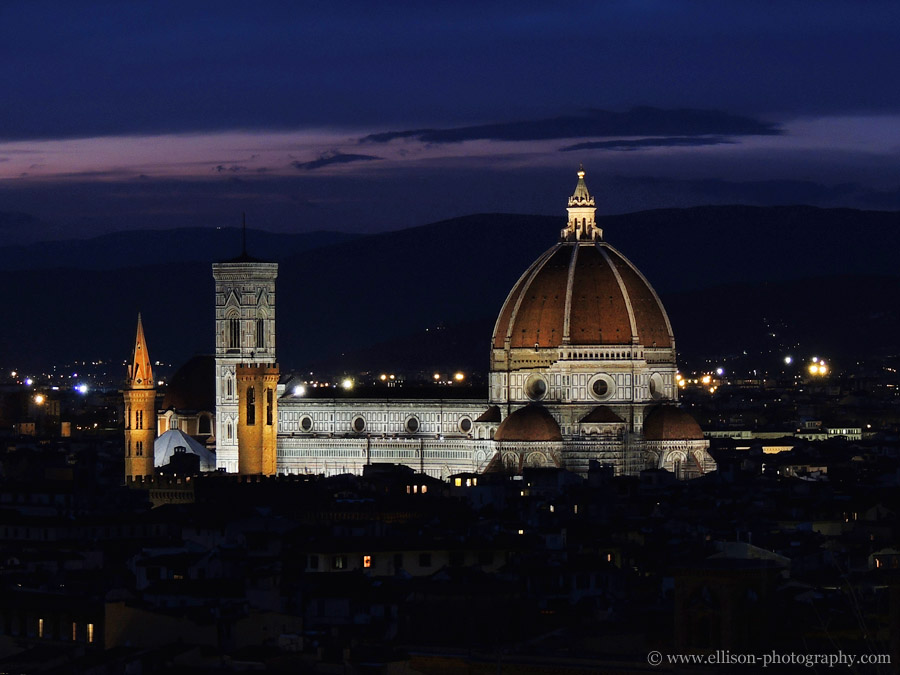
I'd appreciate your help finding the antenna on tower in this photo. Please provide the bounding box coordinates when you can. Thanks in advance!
[242,212,247,256]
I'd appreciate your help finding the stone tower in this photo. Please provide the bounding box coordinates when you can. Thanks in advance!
[236,364,279,475]
[212,224,278,473]
[123,314,157,478]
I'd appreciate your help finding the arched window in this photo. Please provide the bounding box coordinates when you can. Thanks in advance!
[226,313,240,350]
[256,318,265,349]
[226,377,233,398]
[226,421,233,440]
[246,386,256,425]
[266,388,274,426]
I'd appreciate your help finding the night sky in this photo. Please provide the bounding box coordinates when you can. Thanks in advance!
[2,1,900,245]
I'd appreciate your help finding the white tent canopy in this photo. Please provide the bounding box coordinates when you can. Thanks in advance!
[154,429,216,472]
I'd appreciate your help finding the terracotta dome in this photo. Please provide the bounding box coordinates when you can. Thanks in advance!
[643,405,704,441]
[493,243,672,350]
[162,355,215,411]
[494,404,563,442]
[492,171,672,353]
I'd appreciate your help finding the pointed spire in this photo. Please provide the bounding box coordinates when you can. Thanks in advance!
[127,313,154,389]
[568,164,595,207]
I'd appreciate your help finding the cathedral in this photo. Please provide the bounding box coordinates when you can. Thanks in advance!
[123,170,715,481]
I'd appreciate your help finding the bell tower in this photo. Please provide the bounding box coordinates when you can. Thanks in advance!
[123,314,157,479]
[212,218,278,473]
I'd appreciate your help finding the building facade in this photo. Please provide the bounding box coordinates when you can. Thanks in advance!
[217,170,715,479]
[126,170,714,481]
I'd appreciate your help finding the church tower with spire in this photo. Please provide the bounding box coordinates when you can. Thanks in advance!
[123,314,157,479]
[212,216,279,473]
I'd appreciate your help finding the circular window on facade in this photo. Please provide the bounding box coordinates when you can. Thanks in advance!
[459,417,472,433]
[405,416,420,433]
[589,374,615,401]
[525,374,548,401]
[351,416,366,433]
[300,415,313,432]
[648,373,665,400]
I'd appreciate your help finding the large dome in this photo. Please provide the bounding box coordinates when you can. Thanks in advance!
[492,171,672,353]
[492,242,673,350]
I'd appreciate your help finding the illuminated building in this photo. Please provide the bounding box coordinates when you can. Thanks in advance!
[129,170,714,479]
[122,314,157,478]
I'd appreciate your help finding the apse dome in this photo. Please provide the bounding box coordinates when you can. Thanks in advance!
[494,404,563,442]
[643,405,705,441]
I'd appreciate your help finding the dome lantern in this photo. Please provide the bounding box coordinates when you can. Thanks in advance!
[562,165,602,242]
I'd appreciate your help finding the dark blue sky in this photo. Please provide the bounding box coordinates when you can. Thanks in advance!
[2,1,899,243]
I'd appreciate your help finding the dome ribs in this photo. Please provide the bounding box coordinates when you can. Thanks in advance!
[607,247,673,349]
[508,246,570,349]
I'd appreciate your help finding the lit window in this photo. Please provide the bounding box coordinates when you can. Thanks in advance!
[87,623,94,643]
[472,478,477,486]
[454,478,462,487]
[421,485,427,494]
[72,622,77,641]
[518,529,524,535]
[406,485,411,494]
[38,618,43,638]
[363,555,372,568]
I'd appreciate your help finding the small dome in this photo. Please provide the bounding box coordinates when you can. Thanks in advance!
[162,355,215,411]
[495,404,562,442]
[643,405,704,441]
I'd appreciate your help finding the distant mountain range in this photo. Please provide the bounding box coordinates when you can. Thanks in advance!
[1,205,898,375]
[0,228,359,271]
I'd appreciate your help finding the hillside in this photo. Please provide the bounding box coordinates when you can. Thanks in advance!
[1,206,898,373]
